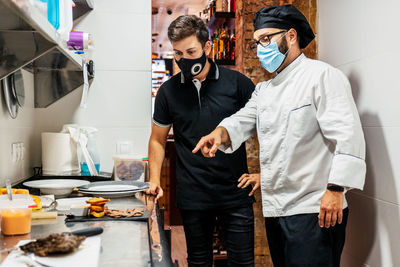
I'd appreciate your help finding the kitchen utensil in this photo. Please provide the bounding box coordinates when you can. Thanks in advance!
[27,252,54,267]
[1,75,18,119]
[23,179,90,198]
[70,227,103,237]
[65,212,148,223]
[11,70,25,107]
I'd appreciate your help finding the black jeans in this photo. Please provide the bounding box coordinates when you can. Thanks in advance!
[265,208,349,267]
[180,205,254,267]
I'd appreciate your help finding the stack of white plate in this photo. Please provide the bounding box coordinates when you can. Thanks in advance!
[77,181,149,198]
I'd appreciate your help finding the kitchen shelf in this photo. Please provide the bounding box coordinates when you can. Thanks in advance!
[0,0,94,108]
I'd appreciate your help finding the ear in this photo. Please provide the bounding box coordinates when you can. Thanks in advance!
[287,28,298,46]
[204,40,212,57]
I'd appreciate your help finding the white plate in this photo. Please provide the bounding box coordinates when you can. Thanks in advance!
[77,181,148,198]
[79,190,139,198]
[23,179,90,198]
[86,184,139,192]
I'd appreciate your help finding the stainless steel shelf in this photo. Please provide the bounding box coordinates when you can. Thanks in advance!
[0,0,93,108]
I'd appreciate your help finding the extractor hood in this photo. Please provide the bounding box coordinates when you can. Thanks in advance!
[0,0,94,108]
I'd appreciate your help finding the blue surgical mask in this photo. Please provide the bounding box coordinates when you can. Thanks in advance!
[257,37,289,73]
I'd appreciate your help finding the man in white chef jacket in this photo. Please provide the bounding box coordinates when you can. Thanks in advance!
[193,4,366,267]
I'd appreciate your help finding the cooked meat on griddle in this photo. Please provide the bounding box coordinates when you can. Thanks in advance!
[105,208,144,218]
[19,233,86,256]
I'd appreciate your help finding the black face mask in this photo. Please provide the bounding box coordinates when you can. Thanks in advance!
[175,51,207,80]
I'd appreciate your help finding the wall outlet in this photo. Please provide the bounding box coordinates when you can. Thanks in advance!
[11,142,24,162]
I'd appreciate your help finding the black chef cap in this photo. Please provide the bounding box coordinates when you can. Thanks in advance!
[253,4,315,49]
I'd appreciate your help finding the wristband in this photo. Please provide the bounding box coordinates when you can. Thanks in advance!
[327,184,344,192]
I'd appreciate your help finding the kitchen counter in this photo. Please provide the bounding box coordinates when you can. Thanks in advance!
[0,194,173,267]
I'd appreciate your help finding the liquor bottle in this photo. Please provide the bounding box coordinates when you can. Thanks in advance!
[213,32,219,60]
[219,28,225,60]
[225,29,231,60]
[230,0,236,12]
[220,24,229,59]
[230,29,236,60]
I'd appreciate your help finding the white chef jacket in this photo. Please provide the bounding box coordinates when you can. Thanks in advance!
[219,53,366,217]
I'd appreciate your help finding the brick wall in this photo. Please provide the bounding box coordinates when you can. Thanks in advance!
[235,0,317,266]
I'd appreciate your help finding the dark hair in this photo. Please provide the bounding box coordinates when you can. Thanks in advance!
[167,15,209,46]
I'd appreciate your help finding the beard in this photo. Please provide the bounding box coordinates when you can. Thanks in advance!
[278,36,289,54]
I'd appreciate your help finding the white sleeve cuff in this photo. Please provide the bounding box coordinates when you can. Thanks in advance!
[152,119,172,127]
[328,153,366,190]
[218,118,244,154]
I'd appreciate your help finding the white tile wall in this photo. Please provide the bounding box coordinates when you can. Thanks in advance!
[0,70,37,186]
[74,13,151,71]
[0,0,152,185]
[319,0,400,265]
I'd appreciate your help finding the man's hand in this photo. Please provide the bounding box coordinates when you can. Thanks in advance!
[238,173,260,196]
[146,182,164,201]
[318,190,344,228]
[192,127,227,157]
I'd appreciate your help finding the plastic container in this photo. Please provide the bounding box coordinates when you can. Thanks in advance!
[47,0,60,30]
[0,208,32,236]
[113,156,146,182]
[67,31,92,51]
[33,0,48,19]
[58,0,73,41]
[80,132,100,176]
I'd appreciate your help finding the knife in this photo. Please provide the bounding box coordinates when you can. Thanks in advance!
[70,227,103,237]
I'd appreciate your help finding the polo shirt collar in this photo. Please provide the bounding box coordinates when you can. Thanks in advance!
[180,58,219,84]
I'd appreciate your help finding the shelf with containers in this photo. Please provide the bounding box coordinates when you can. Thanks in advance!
[0,0,94,108]
[201,0,236,66]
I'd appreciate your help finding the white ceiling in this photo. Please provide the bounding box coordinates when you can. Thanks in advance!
[152,0,208,58]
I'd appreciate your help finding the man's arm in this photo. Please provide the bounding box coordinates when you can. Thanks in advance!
[146,123,171,200]
[315,67,366,228]
[192,126,230,157]
[193,83,262,156]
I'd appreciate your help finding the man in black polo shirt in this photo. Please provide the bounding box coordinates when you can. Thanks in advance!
[146,15,256,267]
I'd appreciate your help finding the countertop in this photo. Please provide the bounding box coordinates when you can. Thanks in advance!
[0,193,173,267]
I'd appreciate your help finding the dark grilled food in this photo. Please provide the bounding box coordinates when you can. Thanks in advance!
[19,233,86,256]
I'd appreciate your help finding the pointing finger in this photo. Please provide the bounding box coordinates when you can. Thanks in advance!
[192,137,205,153]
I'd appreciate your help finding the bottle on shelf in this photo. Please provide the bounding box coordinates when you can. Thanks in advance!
[213,31,219,60]
[230,0,236,12]
[230,29,236,60]
[218,28,225,60]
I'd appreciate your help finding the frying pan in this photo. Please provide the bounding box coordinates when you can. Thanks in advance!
[11,70,25,107]
[1,74,18,119]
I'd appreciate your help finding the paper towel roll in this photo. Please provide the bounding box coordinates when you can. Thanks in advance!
[41,132,80,175]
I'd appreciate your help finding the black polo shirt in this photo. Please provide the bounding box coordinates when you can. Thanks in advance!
[153,59,255,210]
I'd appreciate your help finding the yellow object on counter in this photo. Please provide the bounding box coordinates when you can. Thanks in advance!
[1,208,32,235]
[30,195,42,210]
[0,188,29,195]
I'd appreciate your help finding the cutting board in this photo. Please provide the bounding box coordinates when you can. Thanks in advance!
[0,236,101,267]
[65,209,149,223]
